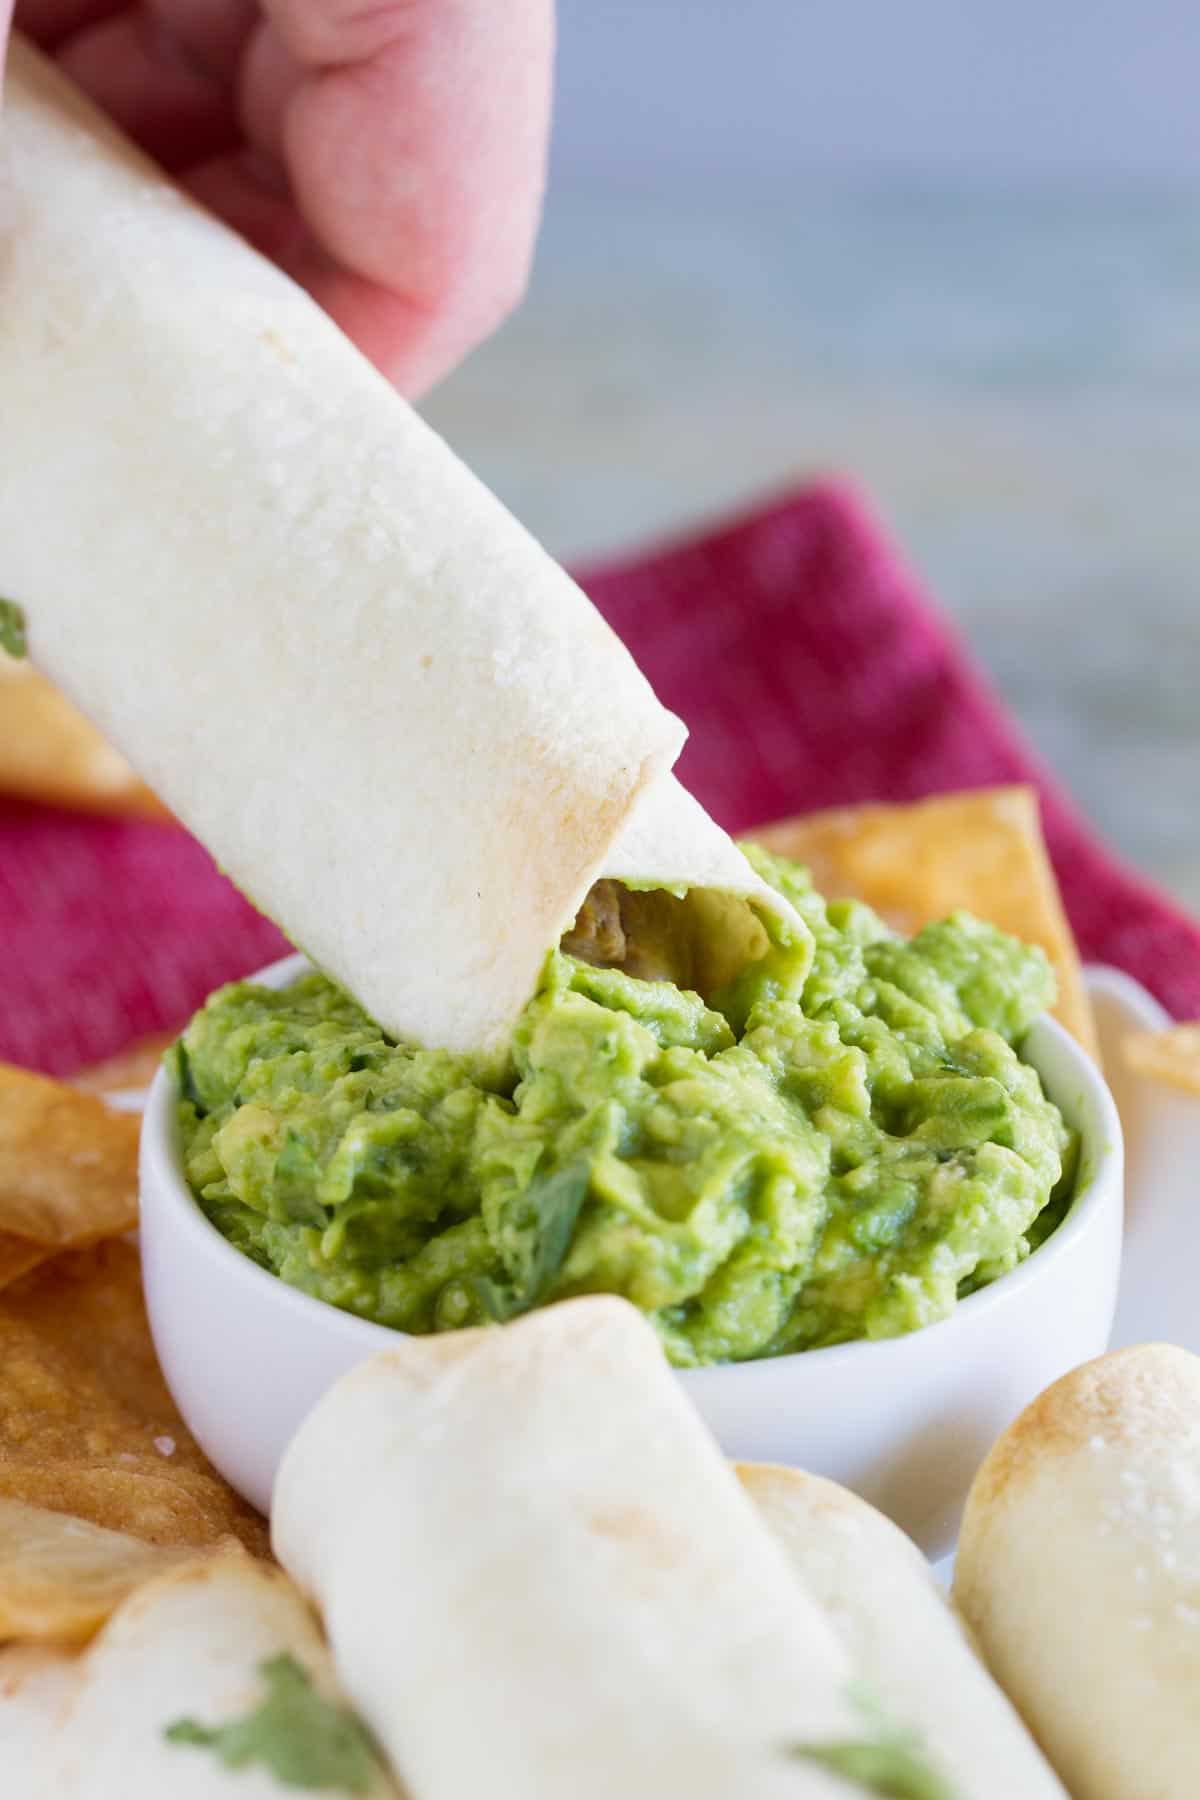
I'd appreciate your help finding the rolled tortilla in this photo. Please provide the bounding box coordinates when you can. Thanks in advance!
[21,1554,402,1797]
[0,40,795,1058]
[740,1463,1067,1799]
[955,1344,1200,1800]
[274,1296,874,1800]
[0,1646,80,1791]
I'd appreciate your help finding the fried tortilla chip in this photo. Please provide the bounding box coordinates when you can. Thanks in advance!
[69,1033,176,1100]
[757,787,1097,1057]
[0,658,165,817]
[1123,1022,1200,1096]
[0,1233,52,1293]
[0,1063,139,1246]
[0,1498,210,1645]
[0,1241,267,1556]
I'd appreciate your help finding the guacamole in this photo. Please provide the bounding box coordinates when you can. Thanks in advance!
[176,848,1075,1366]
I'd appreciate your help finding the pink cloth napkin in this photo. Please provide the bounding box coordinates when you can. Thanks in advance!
[4,481,1197,1076]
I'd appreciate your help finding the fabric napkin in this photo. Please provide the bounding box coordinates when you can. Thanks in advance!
[3,480,1197,1076]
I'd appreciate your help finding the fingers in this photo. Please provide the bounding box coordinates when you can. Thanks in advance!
[7,0,554,392]
[256,0,407,67]
[48,8,239,166]
[236,12,299,162]
[291,259,493,399]
[143,0,258,81]
[184,141,306,270]
[257,0,554,391]
[11,0,122,52]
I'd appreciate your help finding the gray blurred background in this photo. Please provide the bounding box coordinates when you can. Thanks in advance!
[423,0,1200,910]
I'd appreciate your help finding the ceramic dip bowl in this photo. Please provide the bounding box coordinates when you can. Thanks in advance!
[140,953,1123,1555]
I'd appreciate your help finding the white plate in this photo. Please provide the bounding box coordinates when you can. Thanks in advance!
[1085,964,1200,1354]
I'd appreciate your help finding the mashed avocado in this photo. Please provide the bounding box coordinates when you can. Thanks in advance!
[176,848,1075,1366]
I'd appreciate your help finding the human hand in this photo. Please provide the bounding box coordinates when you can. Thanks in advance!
[1,0,553,396]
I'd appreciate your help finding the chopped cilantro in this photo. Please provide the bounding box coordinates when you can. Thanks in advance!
[170,1039,204,1113]
[790,1685,959,1800]
[793,1738,957,1799]
[0,599,27,659]
[473,1157,590,1322]
[165,1653,383,1793]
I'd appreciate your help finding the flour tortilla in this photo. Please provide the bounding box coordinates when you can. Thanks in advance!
[275,1297,872,1800]
[10,1554,401,1797]
[740,1463,1066,1799]
[0,1645,80,1791]
[0,40,793,1058]
[955,1344,1200,1800]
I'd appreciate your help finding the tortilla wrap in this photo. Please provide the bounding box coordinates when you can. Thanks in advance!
[955,1344,1200,1800]
[274,1297,873,1799]
[7,1554,401,1797]
[0,1646,80,1791]
[740,1463,1067,1798]
[0,39,794,1058]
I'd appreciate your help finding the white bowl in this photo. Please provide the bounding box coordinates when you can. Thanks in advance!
[141,953,1123,1554]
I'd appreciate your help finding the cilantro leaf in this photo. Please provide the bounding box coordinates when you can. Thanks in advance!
[171,1039,204,1113]
[166,1652,383,1793]
[793,1736,958,1799]
[272,1130,328,1227]
[474,1157,591,1322]
[0,599,27,659]
[790,1684,959,1800]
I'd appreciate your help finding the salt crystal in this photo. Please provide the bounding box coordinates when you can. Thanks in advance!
[153,1435,176,1458]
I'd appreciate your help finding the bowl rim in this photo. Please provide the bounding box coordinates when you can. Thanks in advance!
[141,951,1124,1375]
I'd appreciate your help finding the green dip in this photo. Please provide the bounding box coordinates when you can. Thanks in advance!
[175,847,1075,1367]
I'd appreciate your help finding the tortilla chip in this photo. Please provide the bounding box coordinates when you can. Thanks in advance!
[1123,1023,1200,1097]
[757,787,1097,1057]
[70,1033,176,1099]
[0,1063,139,1246]
[0,1233,53,1292]
[0,1241,267,1556]
[0,1498,211,1645]
[0,658,165,817]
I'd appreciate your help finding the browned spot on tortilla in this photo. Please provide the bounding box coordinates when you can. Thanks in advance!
[259,327,295,364]
[964,1344,1200,1522]
[588,1503,686,1569]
